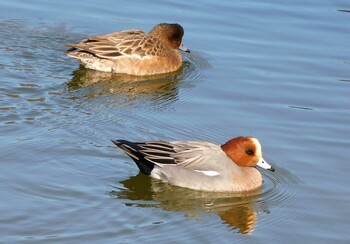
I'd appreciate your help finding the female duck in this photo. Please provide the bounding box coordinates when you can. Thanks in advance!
[66,23,189,76]
[112,136,275,192]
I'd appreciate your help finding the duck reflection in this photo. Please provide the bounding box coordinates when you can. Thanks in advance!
[66,62,190,105]
[110,173,269,235]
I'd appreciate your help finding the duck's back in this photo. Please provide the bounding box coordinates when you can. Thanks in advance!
[66,29,182,75]
[149,142,263,192]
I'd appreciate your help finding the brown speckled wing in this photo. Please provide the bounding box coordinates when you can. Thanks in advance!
[106,31,168,58]
[67,29,168,60]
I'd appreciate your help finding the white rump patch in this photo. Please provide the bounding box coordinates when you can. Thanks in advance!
[194,170,220,176]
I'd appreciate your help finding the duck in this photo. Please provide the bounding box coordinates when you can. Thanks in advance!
[112,136,275,192]
[65,23,190,76]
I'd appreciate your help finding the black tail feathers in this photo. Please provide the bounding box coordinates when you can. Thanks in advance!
[111,140,154,175]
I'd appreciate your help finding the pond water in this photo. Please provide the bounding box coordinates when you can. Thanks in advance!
[1,0,349,243]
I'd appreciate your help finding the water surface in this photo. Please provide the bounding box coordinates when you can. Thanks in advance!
[1,0,350,243]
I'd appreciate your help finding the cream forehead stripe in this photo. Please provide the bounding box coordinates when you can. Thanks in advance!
[250,138,262,156]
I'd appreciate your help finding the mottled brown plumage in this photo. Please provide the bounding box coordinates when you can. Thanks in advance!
[66,23,189,76]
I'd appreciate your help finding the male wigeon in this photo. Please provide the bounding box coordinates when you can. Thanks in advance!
[112,136,275,192]
[66,23,189,76]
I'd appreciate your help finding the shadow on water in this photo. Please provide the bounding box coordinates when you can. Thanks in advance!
[109,163,300,235]
[110,173,269,235]
[338,9,350,13]
[64,50,211,109]
[66,64,187,103]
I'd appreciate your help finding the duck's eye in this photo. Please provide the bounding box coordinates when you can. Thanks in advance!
[245,148,254,156]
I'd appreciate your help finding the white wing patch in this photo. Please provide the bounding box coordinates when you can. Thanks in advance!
[194,170,220,176]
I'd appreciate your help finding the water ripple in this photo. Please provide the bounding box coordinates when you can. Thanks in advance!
[0,19,82,125]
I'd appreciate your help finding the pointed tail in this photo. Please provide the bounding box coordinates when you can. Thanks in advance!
[111,140,154,175]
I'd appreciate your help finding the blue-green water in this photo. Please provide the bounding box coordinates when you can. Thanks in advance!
[1,0,349,242]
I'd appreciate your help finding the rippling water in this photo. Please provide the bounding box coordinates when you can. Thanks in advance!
[1,0,350,243]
